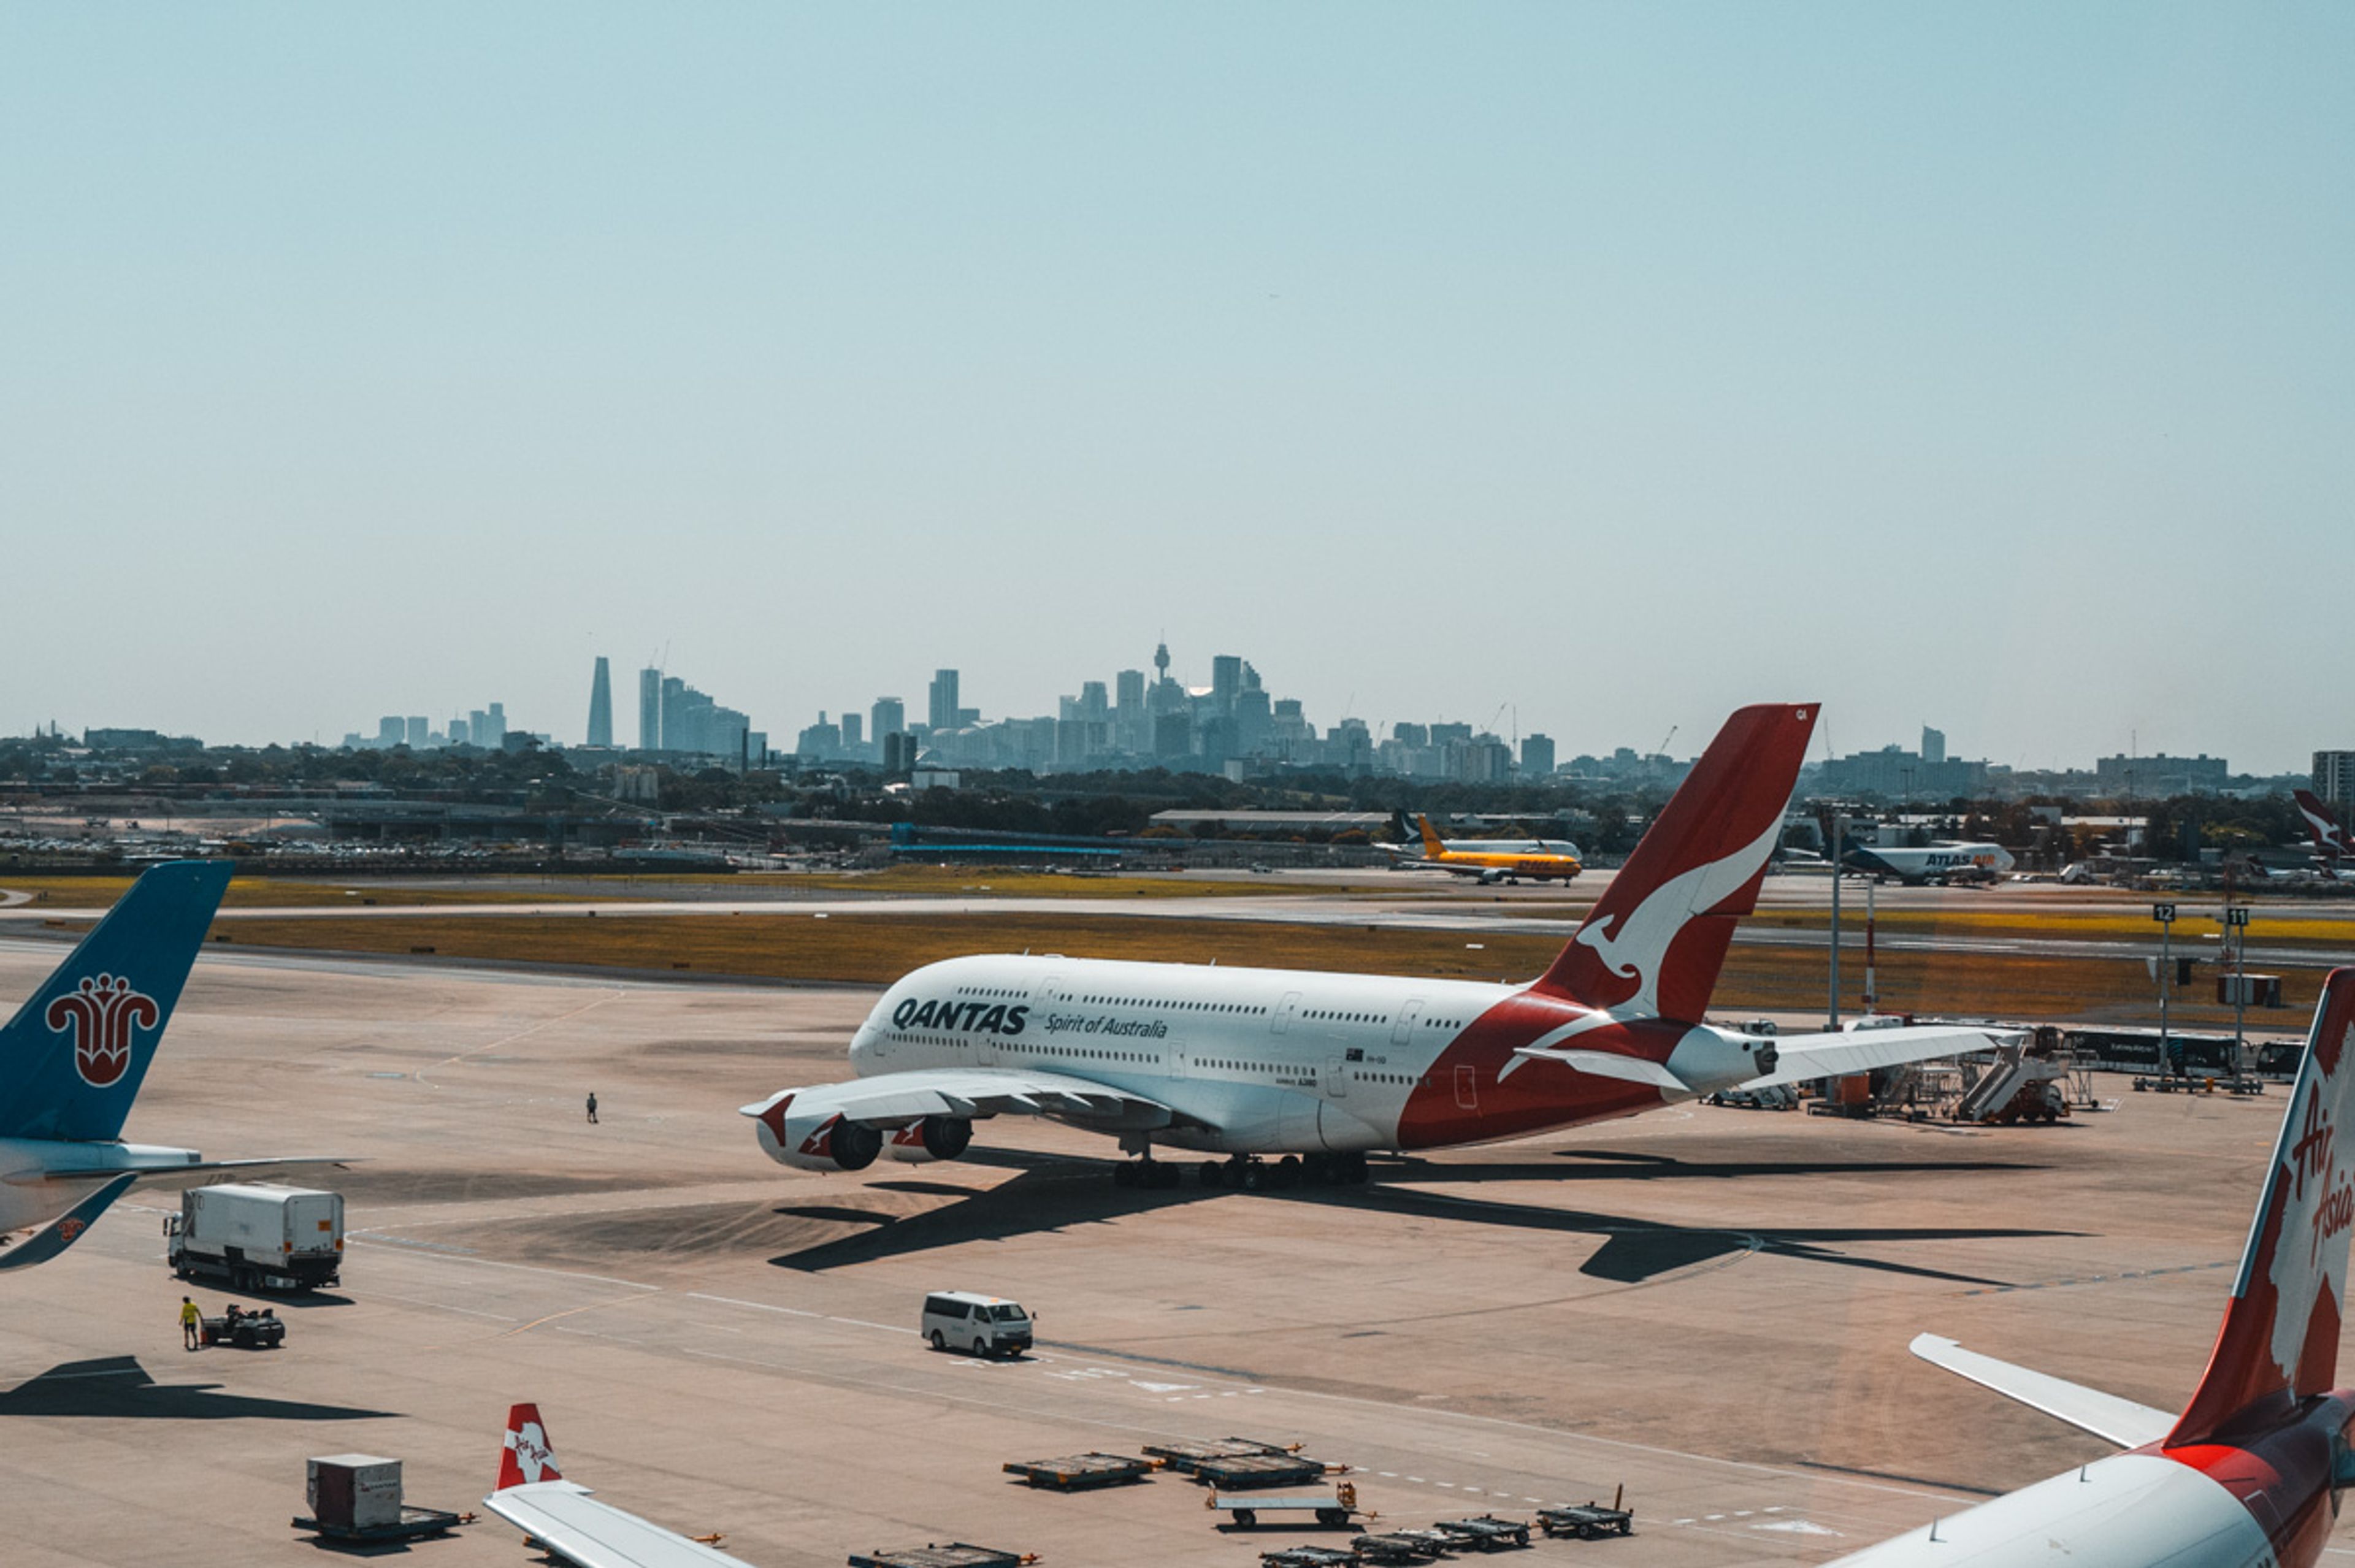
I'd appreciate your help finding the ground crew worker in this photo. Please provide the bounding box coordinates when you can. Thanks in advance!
[586,1092,599,1125]
[180,1296,201,1351]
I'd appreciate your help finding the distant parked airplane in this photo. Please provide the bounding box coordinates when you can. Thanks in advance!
[1840,837,2015,885]
[0,862,337,1272]
[746,704,1999,1189]
[2292,789,2352,878]
[1381,813,1584,884]
[1827,966,2355,1567]
[486,1402,754,1567]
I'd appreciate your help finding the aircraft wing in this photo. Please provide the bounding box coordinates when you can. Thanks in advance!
[1909,1333,2172,1449]
[741,1067,1194,1128]
[1734,1025,2008,1089]
[486,1481,754,1567]
[0,1174,139,1271]
[3,1156,359,1189]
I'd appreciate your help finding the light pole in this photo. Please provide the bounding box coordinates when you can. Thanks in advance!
[2224,903,2251,1077]
[1828,813,1850,1028]
[2153,902,2175,1075]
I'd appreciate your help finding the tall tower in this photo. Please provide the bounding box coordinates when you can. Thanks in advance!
[639,667,662,751]
[1154,641,1170,683]
[586,657,613,748]
[928,670,961,733]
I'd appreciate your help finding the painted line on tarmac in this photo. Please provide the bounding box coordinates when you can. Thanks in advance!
[345,1237,660,1292]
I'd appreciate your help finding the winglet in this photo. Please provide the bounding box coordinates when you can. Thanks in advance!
[496,1402,564,1491]
[2168,968,2355,1447]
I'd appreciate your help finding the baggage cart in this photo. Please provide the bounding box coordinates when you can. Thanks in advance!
[1537,1501,1634,1540]
[1208,1480,1364,1529]
[1431,1516,1531,1551]
[849,1547,1034,1568]
[1191,1452,1331,1490]
[1001,1453,1154,1490]
[1143,1436,1295,1475]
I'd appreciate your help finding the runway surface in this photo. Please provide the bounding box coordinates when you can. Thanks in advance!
[4,941,2352,1565]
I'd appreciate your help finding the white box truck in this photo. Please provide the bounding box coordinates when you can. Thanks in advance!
[168,1183,343,1293]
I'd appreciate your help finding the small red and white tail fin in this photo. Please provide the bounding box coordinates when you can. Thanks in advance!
[1531,703,1818,1020]
[2169,969,2355,1447]
[2294,790,2353,859]
[495,1402,564,1491]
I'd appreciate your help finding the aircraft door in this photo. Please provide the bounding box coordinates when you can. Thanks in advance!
[1325,1055,1347,1098]
[1390,999,1425,1046]
[1454,1063,1479,1112]
[1273,992,1301,1034]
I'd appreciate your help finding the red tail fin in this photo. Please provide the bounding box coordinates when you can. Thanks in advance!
[2169,969,2355,1447]
[495,1402,562,1491]
[2294,790,2351,858]
[1531,703,1817,1019]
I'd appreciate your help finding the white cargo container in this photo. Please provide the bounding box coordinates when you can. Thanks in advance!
[169,1183,343,1293]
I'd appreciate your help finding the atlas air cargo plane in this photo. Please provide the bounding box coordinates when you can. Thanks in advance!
[1840,838,2016,885]
[1829,967,2355,1568]
[745,704,2003,1187]
[0,862,339,1271]
[1382,813,1584,884]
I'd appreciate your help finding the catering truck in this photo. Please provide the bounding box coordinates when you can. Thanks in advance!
[167,1183,344,1293]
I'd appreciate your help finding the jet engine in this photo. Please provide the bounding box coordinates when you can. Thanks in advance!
[884,1116,975,1164]
[752,1101,883,1172]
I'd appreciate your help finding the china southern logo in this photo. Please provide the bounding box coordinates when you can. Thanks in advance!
[45,974,159,1089]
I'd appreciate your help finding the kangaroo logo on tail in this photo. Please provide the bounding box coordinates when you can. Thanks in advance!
[46,975,159,1089]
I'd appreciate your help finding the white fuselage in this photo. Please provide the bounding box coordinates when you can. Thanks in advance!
[1846,842,2016,882]
[1825,1451,2272,1568]
[0,1138,202,1234]
[843,953,1756,1155]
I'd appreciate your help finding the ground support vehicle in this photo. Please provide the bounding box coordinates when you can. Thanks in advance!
[169,1184,343,1294]
[1191,1453,1331,1490]
[1431,1516,1531,1550]
[1353,1531,1452,1563]
[1536,1503,1633,1540]
[848,1547,1032,1568]
[1208,1481,1363,1529]
[1260,1549,1360,1568]
[201,1307,285,1348]
[1001,1453,1153,1490]
[1143,1436,1295,1474]
[921,1291,1033,1358]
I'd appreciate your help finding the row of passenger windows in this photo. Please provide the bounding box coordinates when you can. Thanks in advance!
[1065,993,1266,1014]
[954,985,1025,1000]
[1306,1009,1388,1023]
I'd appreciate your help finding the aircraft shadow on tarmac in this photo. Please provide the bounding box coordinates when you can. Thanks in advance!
[0,1355,398,1421]
[768,1148,2075,1288]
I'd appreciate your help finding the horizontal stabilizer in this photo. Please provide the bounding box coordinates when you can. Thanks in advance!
[1736,1025,2006,1089]
[1511,1048,1691,1092]
[0,1174,139,1272]
[1910,1333,2172,1449]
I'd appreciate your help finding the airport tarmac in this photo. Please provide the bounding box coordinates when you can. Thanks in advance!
[2,941,2349,1567]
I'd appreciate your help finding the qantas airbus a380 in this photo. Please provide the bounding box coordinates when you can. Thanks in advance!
[745,703,1999,1187]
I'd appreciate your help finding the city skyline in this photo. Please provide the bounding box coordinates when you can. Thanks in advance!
[7,9,2351,770]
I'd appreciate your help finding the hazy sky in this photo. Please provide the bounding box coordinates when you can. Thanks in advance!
[6,5,2349,770]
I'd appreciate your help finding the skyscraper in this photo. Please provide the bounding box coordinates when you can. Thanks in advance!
[871,697,905,748]
[586,657,613,747]
[1211,655,1243,714]
[928,669,960,733]
[639,667,662,751]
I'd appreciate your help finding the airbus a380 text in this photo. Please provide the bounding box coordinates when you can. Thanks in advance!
[747,704,1996,1186]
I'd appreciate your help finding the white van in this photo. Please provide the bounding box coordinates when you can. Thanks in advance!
[921,1291,1033,1358]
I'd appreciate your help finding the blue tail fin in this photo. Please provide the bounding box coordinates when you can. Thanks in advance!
[0,861,232,1142]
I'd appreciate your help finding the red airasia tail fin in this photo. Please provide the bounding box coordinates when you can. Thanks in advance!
[495,1402,564,1491]
[2169,969,2355,1447]
[1531,703,1817,1020]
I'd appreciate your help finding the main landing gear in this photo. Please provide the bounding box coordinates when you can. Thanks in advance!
[1112,1158,1182,1190]
[1193,1152,1370,1191]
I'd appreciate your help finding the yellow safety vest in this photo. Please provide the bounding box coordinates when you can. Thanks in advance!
[180,1302,200,1326]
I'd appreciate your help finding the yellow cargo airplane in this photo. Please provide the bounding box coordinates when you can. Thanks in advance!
[1385,813,1584,884]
